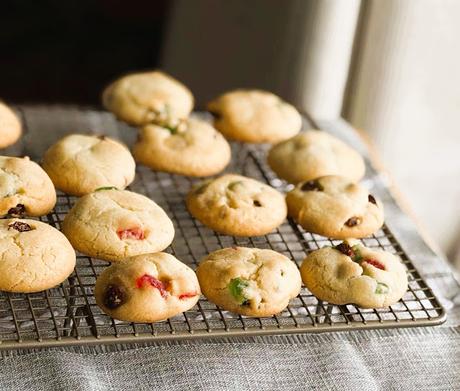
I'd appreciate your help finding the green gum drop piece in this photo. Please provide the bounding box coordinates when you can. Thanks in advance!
[375,282,389,294]
[228,277,249,305]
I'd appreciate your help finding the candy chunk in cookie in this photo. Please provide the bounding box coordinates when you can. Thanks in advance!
[62,188,174,262]
[196,247,301,317]
[0,219,76,293]
[42,134,135,196]
[0,156,56,217]
[94,253,200,322]
[133,118,231,177]
[267,131,365,184]
[102,70,194,126]
[186,174,287,236]
[0,102,22,149]
[286,175,384,239]
[207,89,302,144]
[300,241,408,308]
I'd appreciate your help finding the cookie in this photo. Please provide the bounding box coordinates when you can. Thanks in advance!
[186,174,287,236]
[300,241,408,308]
[94,253,201,322]
[0,102,22,149]
[286,176,384,239]
[62,188,175,262]
[0,219,76,293]
[196,247,301,316]
[102,70,194,126]
[42,134,136,196]
[133,118,231,177]
[207,89,302,143]
[267,131,365,184]
[0,156,56,217]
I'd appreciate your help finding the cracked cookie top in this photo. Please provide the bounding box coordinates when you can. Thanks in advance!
[0,102,22,149]
[133,118,231,177]
[42,134,136,196]
[196,247,301,316]
[0,156,56,217]
[267,131,365,184]
[300,240,408,308]
[0,219,76,293]
[102,70,194,126]
[61,188,174,262]
[286,175,384,239]
[207,89,302,144]
[94,252,200,322]
[186,174,287,236]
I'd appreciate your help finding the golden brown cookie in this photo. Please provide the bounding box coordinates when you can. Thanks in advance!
[0,102,22,149]
[94,253,201,322]
[196,247,301,316]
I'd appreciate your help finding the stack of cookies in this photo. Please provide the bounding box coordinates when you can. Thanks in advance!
[0,70,408,325]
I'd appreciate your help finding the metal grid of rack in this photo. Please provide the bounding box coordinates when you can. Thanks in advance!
[0,133,446,350]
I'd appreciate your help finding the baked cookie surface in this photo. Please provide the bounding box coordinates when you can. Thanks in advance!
[196,247,301,316]
[94,253,201,322]
[42,134,136,196]
[300,241,408,308]
[286,176,384,239]
[0,102,22,149]
[186,174,287,236]
[102,70,194,126]
[0,156,56,217]
[62,188,174,262]
[0,219,76,293]
[267,131,365,184]
[207,89,302,143]
[133,118,231,177]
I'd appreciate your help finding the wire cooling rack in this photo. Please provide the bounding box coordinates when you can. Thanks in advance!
[0,141,446,350]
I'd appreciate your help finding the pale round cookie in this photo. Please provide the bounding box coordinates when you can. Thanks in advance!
[0,102,22,149]
[0,156,56,217]
[0,219,76,293]
[133,118,231,177]
[300,241,408,308]
[94,253,201,322]
[267,131,365,184]
[42,134,136,196]
[186,174,287,236]
[286,176,384,239]
[62,188,175,262]
[197,247,301,317]
[207,89,302,143]
[102,70,194,126]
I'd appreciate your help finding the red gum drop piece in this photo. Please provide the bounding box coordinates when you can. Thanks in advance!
[179,292,197,300]
[364,259,385,270]
[117,227,145,240]
[136,274,168,298]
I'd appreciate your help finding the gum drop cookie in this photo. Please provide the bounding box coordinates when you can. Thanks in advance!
[0,102,22,149]
[0,219,76,293]
[300,241,408,308]
[186,174,287,236]
[267,131,365,184]
[95,253,201,322]
[196,247,301,316]
[102,70,194,126]
[62,188,174,262]
[286,176,384,239]
[133,118,231,177]
[0,156,56,217]
[207,89,302,143]
[42,134,136,196]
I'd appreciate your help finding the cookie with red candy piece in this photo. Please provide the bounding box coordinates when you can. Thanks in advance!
[94,253,200,322]
[61,188,174,262]
[300,240,408,308]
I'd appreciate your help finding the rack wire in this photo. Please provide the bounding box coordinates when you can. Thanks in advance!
[0,140,446,350]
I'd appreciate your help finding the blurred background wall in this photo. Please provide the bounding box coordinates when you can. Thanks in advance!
[1,0,459,264]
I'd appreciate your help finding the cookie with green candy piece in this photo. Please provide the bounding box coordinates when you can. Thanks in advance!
[300,240,408,308]
[196,247,301,316]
